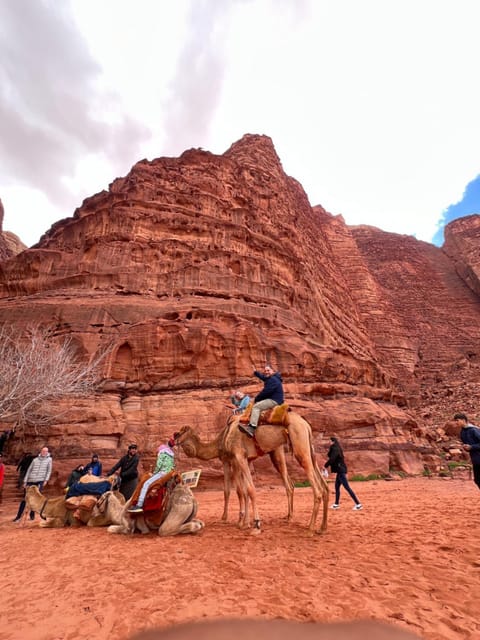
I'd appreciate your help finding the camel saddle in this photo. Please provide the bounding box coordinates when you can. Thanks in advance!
[239,402,290,427]
[129,471,181,527]
[65,494,98,521]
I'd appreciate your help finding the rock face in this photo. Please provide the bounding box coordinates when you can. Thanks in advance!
[0,135,478,485]
[0,199,26,260]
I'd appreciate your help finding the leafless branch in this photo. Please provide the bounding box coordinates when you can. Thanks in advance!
[0,324,109,429]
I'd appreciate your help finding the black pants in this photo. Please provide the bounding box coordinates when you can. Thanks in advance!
[335,471,360,505]
[120,477,138,501]
[473,464,480,490]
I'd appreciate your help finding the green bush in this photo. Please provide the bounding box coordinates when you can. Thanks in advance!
[294,480,311,488]
[350,473,384,482]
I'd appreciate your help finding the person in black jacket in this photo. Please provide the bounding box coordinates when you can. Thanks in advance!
[453,412,480,490]
[324,436,362,511]
[16,452,35,489]
[239,364,284,438]
[106,443,140,500]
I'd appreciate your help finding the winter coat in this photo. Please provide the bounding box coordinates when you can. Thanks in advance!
[24,454,52,484]
[84,460,102,476]
[108,453,139,482]
[325,440,347,474]
[154,446,175,475]
[461,425,480,465]
[253,371,284,405]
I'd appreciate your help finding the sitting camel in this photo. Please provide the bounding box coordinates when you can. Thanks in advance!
[87,490,126,527]
[174,423,294,527]
[25,485,125,528]
[25,485,78,527]
[175,411,329,536]
[108,476,204,537]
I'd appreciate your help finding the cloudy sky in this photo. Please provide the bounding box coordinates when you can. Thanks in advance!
[1,0,479,248]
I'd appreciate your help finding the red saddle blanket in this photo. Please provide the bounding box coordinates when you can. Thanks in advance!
[129,471,181,526]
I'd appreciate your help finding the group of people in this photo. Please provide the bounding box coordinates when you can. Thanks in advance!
[5,364,480,523]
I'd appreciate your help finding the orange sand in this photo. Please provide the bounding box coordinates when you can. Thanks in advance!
[0,477,479,640]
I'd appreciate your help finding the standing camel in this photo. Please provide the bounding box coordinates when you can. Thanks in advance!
[174,422,294,528]
[175,412,329,535]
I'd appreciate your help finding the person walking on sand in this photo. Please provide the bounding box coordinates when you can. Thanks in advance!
[324,436,362,511]
[453,412,480,490]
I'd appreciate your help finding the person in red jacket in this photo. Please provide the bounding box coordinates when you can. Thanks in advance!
[0,453,5,503]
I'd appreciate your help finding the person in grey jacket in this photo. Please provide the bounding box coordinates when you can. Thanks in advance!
[13,446,52,522]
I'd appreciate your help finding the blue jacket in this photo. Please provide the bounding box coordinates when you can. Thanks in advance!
[84,461,102,476]
[461,425,480,465]
[254,371,284,405]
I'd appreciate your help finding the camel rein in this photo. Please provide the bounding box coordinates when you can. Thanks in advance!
[39,498,48,520]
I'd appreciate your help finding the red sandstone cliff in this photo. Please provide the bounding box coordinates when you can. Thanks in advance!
[0,199,26,260]
[0,136,477,485]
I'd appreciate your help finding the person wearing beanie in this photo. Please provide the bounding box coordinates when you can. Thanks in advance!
[84,454,102,477]
[453,412,480,490]
[128,438,176,513]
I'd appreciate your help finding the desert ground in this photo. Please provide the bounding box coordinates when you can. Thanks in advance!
[0,476,479,640]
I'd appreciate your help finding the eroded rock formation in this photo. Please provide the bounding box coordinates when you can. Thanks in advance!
[0,136,479,485]
[0,198,26,260]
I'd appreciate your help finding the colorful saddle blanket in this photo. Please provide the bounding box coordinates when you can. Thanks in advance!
[239,402,290,426]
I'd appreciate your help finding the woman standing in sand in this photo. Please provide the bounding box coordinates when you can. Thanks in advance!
[324,436,363,511]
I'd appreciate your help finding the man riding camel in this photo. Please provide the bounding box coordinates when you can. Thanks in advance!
[239,364,284,438]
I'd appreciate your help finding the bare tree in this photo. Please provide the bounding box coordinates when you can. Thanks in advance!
[0,324,107,429]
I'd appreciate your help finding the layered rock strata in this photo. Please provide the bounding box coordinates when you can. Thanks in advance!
[1,136,479,485]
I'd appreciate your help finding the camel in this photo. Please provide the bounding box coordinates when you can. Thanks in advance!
[25,485,80,527]
[174,412,329,535]
[25,485,125,528]
[87,490,126,527]
[173,423,294,527]
[108,482,204,537]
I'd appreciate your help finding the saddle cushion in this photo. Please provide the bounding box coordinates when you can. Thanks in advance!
[239,402,290,426]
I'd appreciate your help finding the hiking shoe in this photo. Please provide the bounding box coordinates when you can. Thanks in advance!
[239,424,255,438]
[128,506,144,513]
[29,515,35,521]
[330,504,340,509]
[12,517,20,523]
[353,504,363,511]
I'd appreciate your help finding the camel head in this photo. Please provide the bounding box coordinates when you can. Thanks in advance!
[25,484,43,508]
[173,426,198,456]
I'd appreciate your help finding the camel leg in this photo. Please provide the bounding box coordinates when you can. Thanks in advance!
[236,477,246,528]
[221,460,232,522]
[235,455,261,534]
[270,448,294,521]
[231,459,249,529]
[158,488,200,537]
[317,473,329,533]
[292,451,322,536]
